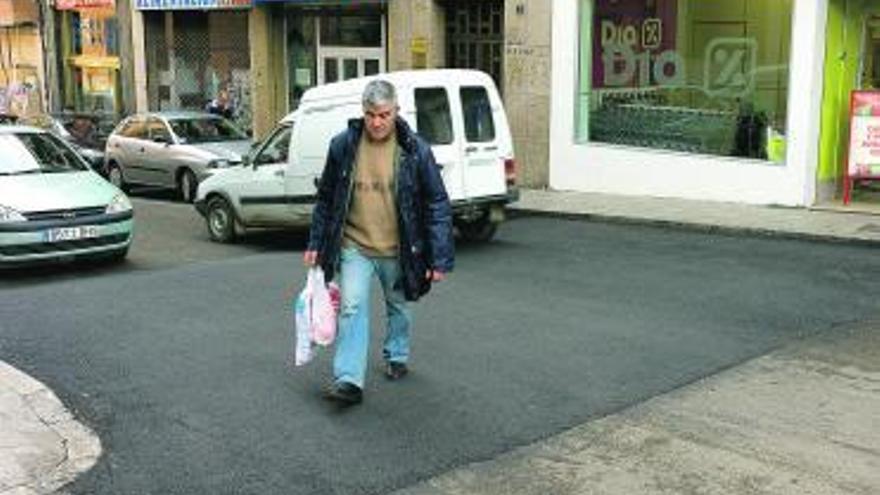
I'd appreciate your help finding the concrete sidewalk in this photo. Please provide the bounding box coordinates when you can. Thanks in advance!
[391,190,880,495]
[395,320,880,495]
[1,188,878,494]
[509,189,880,245]
[0,362,100,495]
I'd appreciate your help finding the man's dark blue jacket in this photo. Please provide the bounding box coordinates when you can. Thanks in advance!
[307,117,454,301]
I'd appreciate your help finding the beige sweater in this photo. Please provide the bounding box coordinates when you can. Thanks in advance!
[343,133,399,257]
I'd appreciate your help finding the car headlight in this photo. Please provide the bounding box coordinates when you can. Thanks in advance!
[105,194,132,214]
[208,159,232,169]
[0,205,26,223]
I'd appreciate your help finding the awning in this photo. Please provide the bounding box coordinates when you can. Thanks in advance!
[135,0,251,10]
[68,55,120,69]
[55,0,115,10]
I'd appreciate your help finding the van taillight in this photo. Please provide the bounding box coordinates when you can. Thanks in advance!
[504,158,517,187]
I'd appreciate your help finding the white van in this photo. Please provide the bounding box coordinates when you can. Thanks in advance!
[194,69,518,243]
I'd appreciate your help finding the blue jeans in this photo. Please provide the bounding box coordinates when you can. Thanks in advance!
[334,246,413,388]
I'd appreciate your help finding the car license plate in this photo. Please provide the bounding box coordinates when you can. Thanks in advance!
[43,226,99,243]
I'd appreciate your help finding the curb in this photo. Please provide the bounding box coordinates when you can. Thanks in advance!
[507,207,880,248]
[0,362,101,495]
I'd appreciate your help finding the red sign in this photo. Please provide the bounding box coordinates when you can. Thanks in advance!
[56,0,115,10]
[843,90,880,204]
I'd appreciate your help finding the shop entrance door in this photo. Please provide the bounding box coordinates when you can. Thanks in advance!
[317,47,384,85]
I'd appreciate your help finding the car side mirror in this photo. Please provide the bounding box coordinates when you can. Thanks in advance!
[152,135,169,145]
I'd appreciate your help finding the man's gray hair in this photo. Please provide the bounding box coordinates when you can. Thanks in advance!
[362,79,397,108]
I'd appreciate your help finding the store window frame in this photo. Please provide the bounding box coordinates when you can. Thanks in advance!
[574,0,795,165]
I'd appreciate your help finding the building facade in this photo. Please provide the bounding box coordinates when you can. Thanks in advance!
[128,0,552,188]
[0,0,45,118]
[548,0,880,207]
[51,0,125,117]
[132,0,253,132]
[550,0,827,206]
[817,0,879,204]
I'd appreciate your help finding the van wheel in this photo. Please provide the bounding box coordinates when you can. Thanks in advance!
[206,196,238,243]
[107,162,127,192]
[178,169,198,203]
[457,211,498,242]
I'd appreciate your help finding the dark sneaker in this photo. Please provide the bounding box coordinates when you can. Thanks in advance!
[324,382,363,405]
[385,361,409,381]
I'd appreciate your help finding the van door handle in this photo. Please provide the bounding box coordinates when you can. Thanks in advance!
[464,146,478,153]
[274,169,285,178]
[484,145,498,151]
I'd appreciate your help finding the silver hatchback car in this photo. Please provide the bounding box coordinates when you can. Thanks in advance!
[104,112,251,202]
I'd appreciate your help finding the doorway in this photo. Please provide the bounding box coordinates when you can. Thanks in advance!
[315,13,386,86]
[317,47,384,84]
[445,0,504,94]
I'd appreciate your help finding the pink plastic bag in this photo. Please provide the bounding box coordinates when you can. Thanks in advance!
[292,268,339,366]
[306,268,337,346]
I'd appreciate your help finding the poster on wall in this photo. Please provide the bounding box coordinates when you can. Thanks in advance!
[591,0,678,89]
[844,90,880,203]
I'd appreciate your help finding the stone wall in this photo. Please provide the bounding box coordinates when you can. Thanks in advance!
[503,0,551,189]
[388,0,445,71]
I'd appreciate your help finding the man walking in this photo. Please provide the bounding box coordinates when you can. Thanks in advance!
[303,79,454,406]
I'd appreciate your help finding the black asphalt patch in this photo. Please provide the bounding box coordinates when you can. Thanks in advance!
[1,217,878,494]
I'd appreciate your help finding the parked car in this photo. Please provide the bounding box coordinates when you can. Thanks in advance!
[19,113,110,175]
[0,125,134,267]
[195,69,518,243]
[104,111,251,203]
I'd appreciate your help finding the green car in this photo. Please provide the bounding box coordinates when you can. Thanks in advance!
[0,126,134,267]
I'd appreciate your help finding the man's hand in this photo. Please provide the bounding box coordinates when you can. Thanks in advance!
[426,270,446,282]
[303,250,318,266]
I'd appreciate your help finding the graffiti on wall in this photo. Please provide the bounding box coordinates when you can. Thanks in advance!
[0,79,40,116]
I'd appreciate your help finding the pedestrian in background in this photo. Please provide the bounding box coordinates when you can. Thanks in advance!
[205,89,234,120]
[303,79,454,406]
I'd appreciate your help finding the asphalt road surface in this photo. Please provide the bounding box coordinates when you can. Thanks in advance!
[1,199,878,494]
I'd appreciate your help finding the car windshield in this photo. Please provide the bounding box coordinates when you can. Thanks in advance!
[168,117,247,144]
[0,133,88,176]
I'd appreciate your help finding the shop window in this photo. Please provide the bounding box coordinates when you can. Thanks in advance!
[365,59,380,76]
[343,59,358,80]
[319,16,381,47]
[415,88,453,145]
[288,14,316,106]
[461,86,495,142]
[324,58,339,83]
[576,0,793,163]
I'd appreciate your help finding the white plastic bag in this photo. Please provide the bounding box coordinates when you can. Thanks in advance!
[292,268,338,366]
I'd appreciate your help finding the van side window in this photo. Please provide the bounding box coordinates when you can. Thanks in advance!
[254,124,293,165]
[460,86,496,142]
[415,87,454,145]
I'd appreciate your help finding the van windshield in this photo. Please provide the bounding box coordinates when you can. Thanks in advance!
[0,133,88,176]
